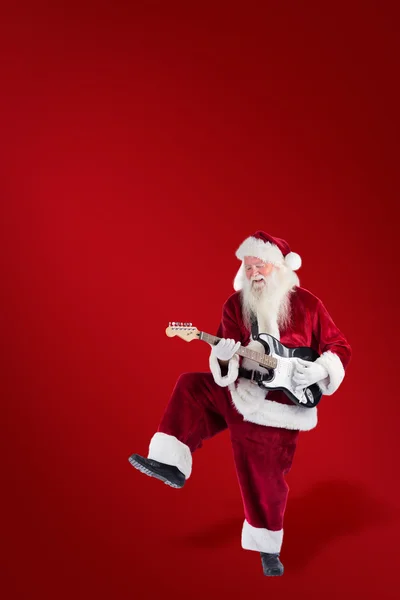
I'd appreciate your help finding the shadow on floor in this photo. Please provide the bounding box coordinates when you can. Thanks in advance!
[169,479,395,569]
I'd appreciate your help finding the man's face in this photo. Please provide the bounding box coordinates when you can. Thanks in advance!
[244,256,274,289]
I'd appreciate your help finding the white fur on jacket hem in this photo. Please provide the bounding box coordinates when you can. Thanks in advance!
[315,351,345,395]
[241,520,283,553]
[148,432,192,479]
[209,353,239,387]
[228,379,318,431]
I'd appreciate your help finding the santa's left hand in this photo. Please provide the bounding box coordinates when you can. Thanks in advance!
[292,358,329,394]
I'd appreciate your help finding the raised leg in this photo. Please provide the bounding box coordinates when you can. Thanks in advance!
[137,373,229,479]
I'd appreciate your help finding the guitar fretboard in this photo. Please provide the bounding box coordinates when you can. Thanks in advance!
[199,331,278,369]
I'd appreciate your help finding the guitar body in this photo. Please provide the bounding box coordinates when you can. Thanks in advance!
[253,332,322,408]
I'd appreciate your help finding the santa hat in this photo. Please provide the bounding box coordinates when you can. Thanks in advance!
[233,231,302,291]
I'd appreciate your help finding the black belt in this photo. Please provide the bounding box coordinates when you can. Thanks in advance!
[238,367,271,385]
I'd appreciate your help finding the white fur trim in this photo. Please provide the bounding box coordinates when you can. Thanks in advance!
[235,237,284,265]
[148,432,192,479]
[284,251,302,271]
[315,351,345,395]
[241,520,283,553]
[229,379,318,431]
[209,352,239,387]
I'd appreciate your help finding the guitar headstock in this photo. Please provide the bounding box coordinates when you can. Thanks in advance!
[165,322,200,342]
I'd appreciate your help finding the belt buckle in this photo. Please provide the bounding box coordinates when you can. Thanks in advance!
[250,370,258,385]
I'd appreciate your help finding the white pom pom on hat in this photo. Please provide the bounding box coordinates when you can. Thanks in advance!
[284,251,302,271]
[233,230,302,291]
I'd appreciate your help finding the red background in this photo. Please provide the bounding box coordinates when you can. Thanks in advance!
[1,2,398,599]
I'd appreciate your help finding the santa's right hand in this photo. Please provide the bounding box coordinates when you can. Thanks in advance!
[211,338,240,361]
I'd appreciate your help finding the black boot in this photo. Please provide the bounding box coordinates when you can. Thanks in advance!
[128,454,186,489]
[260,553,284,576]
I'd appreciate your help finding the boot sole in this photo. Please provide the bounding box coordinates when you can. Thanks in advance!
[264,569,284,577]
[128,456,184,488]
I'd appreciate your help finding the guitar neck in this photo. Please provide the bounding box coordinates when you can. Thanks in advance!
[199,331,277,369]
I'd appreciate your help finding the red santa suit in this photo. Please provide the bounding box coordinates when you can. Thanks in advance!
[145,233,352,555]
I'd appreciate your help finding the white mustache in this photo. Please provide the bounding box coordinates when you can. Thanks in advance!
[251,275,266,282]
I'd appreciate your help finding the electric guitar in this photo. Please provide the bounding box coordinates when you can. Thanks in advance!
[165,322,322,408]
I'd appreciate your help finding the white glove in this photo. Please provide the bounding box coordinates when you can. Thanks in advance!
[292,358,329,394]
[211,338,240,361]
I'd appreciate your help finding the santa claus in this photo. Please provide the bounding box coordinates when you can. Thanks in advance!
[128,231,352,576]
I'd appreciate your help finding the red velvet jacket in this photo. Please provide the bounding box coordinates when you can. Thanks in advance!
[209,286,352,430]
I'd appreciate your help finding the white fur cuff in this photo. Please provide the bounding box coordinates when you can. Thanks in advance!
[315,351,345,395]
[148,432,192,479]
[241,520,283,553]
[209,352,239,387]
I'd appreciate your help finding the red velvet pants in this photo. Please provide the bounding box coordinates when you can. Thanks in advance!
[157,372,299,533]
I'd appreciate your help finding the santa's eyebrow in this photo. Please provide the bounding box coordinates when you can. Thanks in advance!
[245,263,267,267]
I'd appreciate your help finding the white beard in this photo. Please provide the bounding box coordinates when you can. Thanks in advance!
[240,266,299,338]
